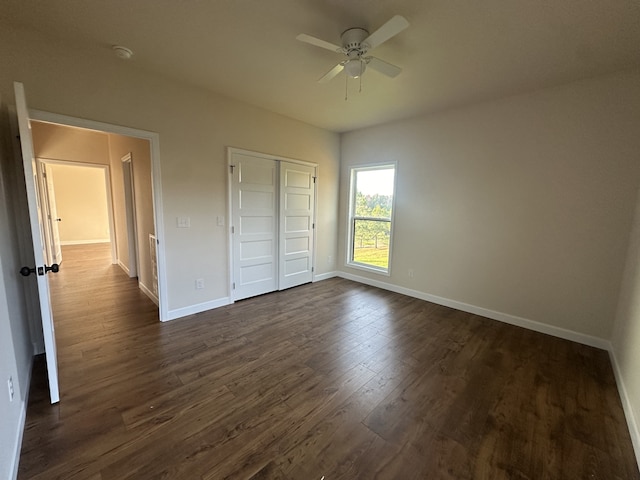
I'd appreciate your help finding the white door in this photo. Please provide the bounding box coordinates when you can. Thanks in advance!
[230,152,278,301]
[279,161,315,290]
[14,81,60,404]
[122,154,139,278]
[38,161,63,265]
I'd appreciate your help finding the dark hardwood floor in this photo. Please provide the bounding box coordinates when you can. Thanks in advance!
[18,244,639,479]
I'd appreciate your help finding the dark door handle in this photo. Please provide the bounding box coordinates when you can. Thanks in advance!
[20,266,36,277]
[55,218,62,222]
[20,264,59,276]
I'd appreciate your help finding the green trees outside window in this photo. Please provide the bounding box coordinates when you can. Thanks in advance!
[349,166,395,272]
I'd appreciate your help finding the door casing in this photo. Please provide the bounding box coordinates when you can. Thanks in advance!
[28,109,168,322]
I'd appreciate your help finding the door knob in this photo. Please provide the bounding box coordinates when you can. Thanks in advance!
[55,218,62,222]
[20,264,60,276]
[45,264,59,273]
[20,266,36,277]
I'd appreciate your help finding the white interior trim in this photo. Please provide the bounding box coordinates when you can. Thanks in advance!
[117,260,130,276]
[608,345,640,468]
[10,357,33,480]
[338,270,610,350]
[313,271,338,282]
[29,109,168,322]
[139,282,159,306]
[166,297,231,321]
[60,239,111,245]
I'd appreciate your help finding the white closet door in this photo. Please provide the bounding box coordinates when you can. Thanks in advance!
[279,161,315,290]
[231,153,278,301]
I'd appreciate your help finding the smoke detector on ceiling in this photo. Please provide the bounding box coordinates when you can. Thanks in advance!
[112,45,133,60]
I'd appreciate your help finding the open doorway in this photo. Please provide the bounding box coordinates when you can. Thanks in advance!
[36,159,117,266]
[29,117,164,312]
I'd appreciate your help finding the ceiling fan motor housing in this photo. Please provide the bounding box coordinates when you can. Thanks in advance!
[341,27,369,57]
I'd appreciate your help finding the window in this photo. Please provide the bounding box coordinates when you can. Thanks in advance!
[348,164,396,273]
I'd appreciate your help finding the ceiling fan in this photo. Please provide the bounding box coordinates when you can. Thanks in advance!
[296,15,409,83]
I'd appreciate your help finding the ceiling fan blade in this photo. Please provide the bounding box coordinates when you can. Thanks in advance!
[296,34,342,53]
[318,63,345,83]
[366,57,402,78]
[362,15,409,50]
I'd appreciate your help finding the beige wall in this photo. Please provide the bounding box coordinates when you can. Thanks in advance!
[108,134,155,294]
[31,121,110,165]
[48,164,110,244]
[0,25,340,314]
[613,186,640,461]
[340,70,640,340]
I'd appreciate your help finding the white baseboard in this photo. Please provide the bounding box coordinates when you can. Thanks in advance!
[165,297,232,322]
[60,239,110,245]
[337,272,639,467]
[10,399,27,480]
[117,260,130,276]
[313,271,338,282]
[139,282,159,306]
[337,271,610,350]
[11,356,33,480]
[608,345,640,468]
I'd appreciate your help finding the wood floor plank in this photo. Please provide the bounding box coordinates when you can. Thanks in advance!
[18,244,640,479]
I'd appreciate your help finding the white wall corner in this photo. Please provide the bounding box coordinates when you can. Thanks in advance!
[608,344,640,469]
[165,297,232,322]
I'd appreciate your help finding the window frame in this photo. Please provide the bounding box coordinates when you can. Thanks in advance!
[346,162,397,275]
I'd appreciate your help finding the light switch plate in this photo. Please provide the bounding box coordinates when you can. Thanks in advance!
[177,216,191,228]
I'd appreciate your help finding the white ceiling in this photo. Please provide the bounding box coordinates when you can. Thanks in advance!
[2,0,640,132]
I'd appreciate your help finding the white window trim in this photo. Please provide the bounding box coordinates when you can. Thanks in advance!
[346,162,397,276]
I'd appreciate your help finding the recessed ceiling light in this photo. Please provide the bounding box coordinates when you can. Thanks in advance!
[112,45,133,60]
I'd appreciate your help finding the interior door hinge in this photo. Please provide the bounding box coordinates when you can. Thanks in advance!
[312,223,315,229]
[231,226,235,234]
[313,176,317,184]
[232,282,236,290]
[312,267,314,273]
[230,164,235,174]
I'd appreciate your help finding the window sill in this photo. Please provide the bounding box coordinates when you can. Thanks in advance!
[346,262,391,276]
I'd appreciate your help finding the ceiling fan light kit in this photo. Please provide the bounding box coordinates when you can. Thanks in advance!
[296,14,409,97]
[344,59,366,78]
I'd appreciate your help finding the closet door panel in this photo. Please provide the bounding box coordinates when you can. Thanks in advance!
[279,161,315,290]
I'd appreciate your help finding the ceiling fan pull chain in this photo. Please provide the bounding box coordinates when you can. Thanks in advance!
[345,74,348,101]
